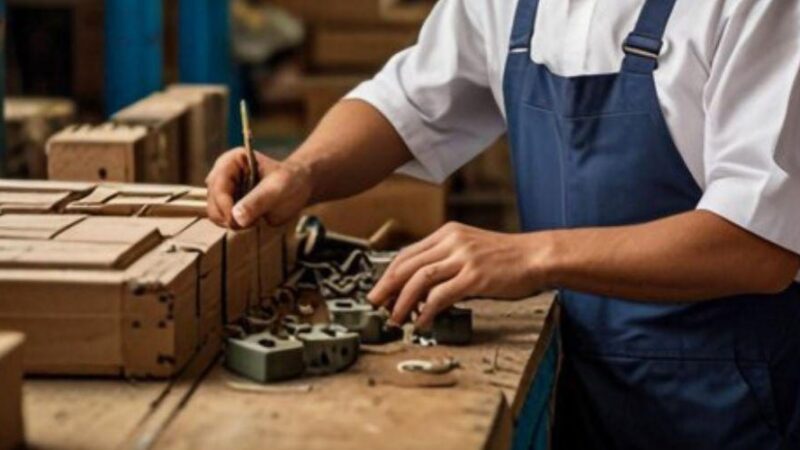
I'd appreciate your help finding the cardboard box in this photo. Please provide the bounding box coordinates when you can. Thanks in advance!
[0,179,95,213]
[306,174,445,240]
[111,96,186,184]
[5,96,76,178]
[311,27,418,71]
[0,235,200,377]
[165,84,230,186]
[0,332,25,450]
[47,123,160,183]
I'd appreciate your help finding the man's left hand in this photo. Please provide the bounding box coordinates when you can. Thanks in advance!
[367,222,550,330]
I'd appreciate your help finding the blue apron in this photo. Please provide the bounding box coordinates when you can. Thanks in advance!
[503,0,800,448]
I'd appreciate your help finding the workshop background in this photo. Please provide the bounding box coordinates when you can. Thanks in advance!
[3,0,519,234]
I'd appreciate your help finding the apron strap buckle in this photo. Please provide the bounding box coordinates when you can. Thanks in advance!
[622,33,663,60]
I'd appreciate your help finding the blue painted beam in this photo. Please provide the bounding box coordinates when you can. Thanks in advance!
[105,0,163,115]
[178,0,241,147]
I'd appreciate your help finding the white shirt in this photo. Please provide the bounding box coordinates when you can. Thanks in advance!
[347,0,800,267]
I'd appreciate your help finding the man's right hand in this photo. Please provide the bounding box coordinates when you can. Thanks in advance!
[205,147,313,229]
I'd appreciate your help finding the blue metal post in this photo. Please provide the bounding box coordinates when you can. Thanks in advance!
[178,0,241,147]
[105,0,163,115]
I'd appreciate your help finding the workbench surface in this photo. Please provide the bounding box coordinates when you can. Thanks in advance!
[23,293,555,450]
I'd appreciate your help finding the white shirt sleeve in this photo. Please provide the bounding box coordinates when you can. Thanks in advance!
[345,0,506,184]
[696,0,800,268]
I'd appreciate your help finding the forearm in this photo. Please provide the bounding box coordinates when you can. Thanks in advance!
[539,210,800,301]
[287,99,414,204]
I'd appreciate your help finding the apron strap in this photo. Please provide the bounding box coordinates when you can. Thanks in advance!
[622,0,679,74]
[508,0,541,51]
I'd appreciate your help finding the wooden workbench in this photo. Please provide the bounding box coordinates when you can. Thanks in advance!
[23,293,556,450]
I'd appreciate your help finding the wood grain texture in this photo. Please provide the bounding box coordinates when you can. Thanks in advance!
[23,294,555,450]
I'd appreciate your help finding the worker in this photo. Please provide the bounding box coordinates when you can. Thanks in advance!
[207,0,800,447]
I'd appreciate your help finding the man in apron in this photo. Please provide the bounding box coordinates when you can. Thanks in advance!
[207,0,800,447]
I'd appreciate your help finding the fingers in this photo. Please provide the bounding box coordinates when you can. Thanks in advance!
[367,223,457,304]
[206,148,247,227]
[388,258,460,325]
[416,273,473,330]
[232,173,284,227]
[369,243,449,306]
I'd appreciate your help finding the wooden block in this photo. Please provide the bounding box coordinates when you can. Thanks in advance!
[46,123,156,183]
[112,96,187,184]
[0,242,200,378]
[165,84,230,186]
[0,179,95,214]
[0,332,24,450]
[311,27,418,71]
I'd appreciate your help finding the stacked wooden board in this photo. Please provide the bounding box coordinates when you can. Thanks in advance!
[0,179,286,378]
[46,84,229,187]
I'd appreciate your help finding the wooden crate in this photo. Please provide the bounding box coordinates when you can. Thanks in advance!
[111,96,188,184]
[0,332,25,450]
[0,227,200,377]
[163,85,230,186]
[46,124,159,183]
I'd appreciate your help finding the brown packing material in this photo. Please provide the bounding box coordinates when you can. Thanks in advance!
[306,174,445,240]
[0,332,25,450]
[0,179,95,213]
[311,27,419,71]
[111,96,186,184]
[164,85,230,186]
[46,123,155,183]
[0,240,200,377]
[268,0,434,26]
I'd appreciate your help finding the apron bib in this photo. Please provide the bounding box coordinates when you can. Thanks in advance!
[502,0,800,448]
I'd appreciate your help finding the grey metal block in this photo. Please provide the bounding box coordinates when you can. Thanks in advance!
[225,331,305,383]
[297,324,359,375]
[327,298,372,331]
[431,306,473,345]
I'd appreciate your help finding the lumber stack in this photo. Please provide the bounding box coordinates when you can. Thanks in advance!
[0,180,285,378]
[45,84,229,187]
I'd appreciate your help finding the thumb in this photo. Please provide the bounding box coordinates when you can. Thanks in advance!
[232,176,281,228]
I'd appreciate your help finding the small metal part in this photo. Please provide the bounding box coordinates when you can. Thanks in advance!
[397,357,460,375]
[225,331,305,383]
[360,308,403,344]
[296,323,359,375]
[367,251,398,281]
[431,306,473,345]
[240,100,258,193]
[326,298,373,331]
